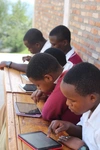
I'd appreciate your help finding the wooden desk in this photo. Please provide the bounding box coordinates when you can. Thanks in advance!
[4,68,71,150]
[6,93,71,150]
[4,67,31,93]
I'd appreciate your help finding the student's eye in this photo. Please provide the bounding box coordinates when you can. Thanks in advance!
[72,100,76,103]
[69,99,76,103]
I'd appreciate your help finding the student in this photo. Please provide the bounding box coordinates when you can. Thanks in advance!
[0,28,51,72]
[44,47,66,67]
[47,62,100,150]
[26,53,81,123]
[49,25,82,70]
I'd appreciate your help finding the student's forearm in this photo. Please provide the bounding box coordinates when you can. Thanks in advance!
[10,62,28,72]
[67,123,82,138]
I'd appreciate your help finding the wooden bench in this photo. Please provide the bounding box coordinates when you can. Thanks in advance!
[4,68,71,150]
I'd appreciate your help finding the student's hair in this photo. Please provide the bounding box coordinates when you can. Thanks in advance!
[63,62,100,96]
[23,28,45,44]
[44,48,66,67]
[26,53,61,80]
[49,25,71,43]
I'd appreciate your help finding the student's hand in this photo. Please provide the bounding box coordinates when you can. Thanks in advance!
[47,120,71,137]
[0,61,7,69]
[22,56,32,62]
[31,90,47,103]
[58,136,85,150]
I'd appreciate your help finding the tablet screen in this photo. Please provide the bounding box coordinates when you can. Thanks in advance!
[18,131,62,150]
[23,84,37,91]
[16,102,41,114]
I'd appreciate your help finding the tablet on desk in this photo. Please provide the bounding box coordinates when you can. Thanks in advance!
[18,131,62,150]
[19,84,37,93]
[14,102,41,117]
[21,74,29,81]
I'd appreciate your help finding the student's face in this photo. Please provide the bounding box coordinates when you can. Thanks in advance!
[60,81,95,115]
[29,75,55,93]
[49,36,67,53]
[24,40,40,54]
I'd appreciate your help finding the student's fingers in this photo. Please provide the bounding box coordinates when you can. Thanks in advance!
[47,120,61,137]
[35,90,44,102]
[36,90,43,97]
[31,91,38,103]
[47,121,55,137]
[22,56,26,62]
[47,120,68,137]
[26,56,31,61]
[31,90,42,103]
[22,56,31,62]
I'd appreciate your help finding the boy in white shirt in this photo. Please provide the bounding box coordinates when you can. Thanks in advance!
[48,62,100,150]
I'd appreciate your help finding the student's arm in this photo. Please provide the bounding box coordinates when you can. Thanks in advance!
[47,120,90,150]
[58,136,88,150]
[0,61,27,72]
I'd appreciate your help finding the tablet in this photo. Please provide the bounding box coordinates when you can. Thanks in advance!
[14,102,41,117]
[18,131,62,150]
[19,84,37,93]
[21,74,29,81]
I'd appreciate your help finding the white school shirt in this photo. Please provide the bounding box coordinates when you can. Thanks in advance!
[40,40,51,53]
[77,104,100,150]
[63,47,74,71]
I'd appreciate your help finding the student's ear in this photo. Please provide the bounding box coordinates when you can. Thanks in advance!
[90,94,97,103]
[35,43,40,48]
[63,40,68,46]
[44,74,53,82]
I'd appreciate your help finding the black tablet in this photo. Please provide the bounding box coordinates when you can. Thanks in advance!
[18,131,62,150]
[15,102,41,117]
[19,84,37,93]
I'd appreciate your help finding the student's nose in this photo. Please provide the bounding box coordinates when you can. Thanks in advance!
[66,99,72,107]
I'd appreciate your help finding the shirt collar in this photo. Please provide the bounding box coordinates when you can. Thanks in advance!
[66,47,75,61]
[40,40,51,53]
[84,103,100,128]
[54,71,64,84]
[54,75,61,84]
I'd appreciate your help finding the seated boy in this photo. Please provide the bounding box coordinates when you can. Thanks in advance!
[0,28,51,72]
[47,62,100,150]
[26,53,81,123]
[49,25,82,70]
